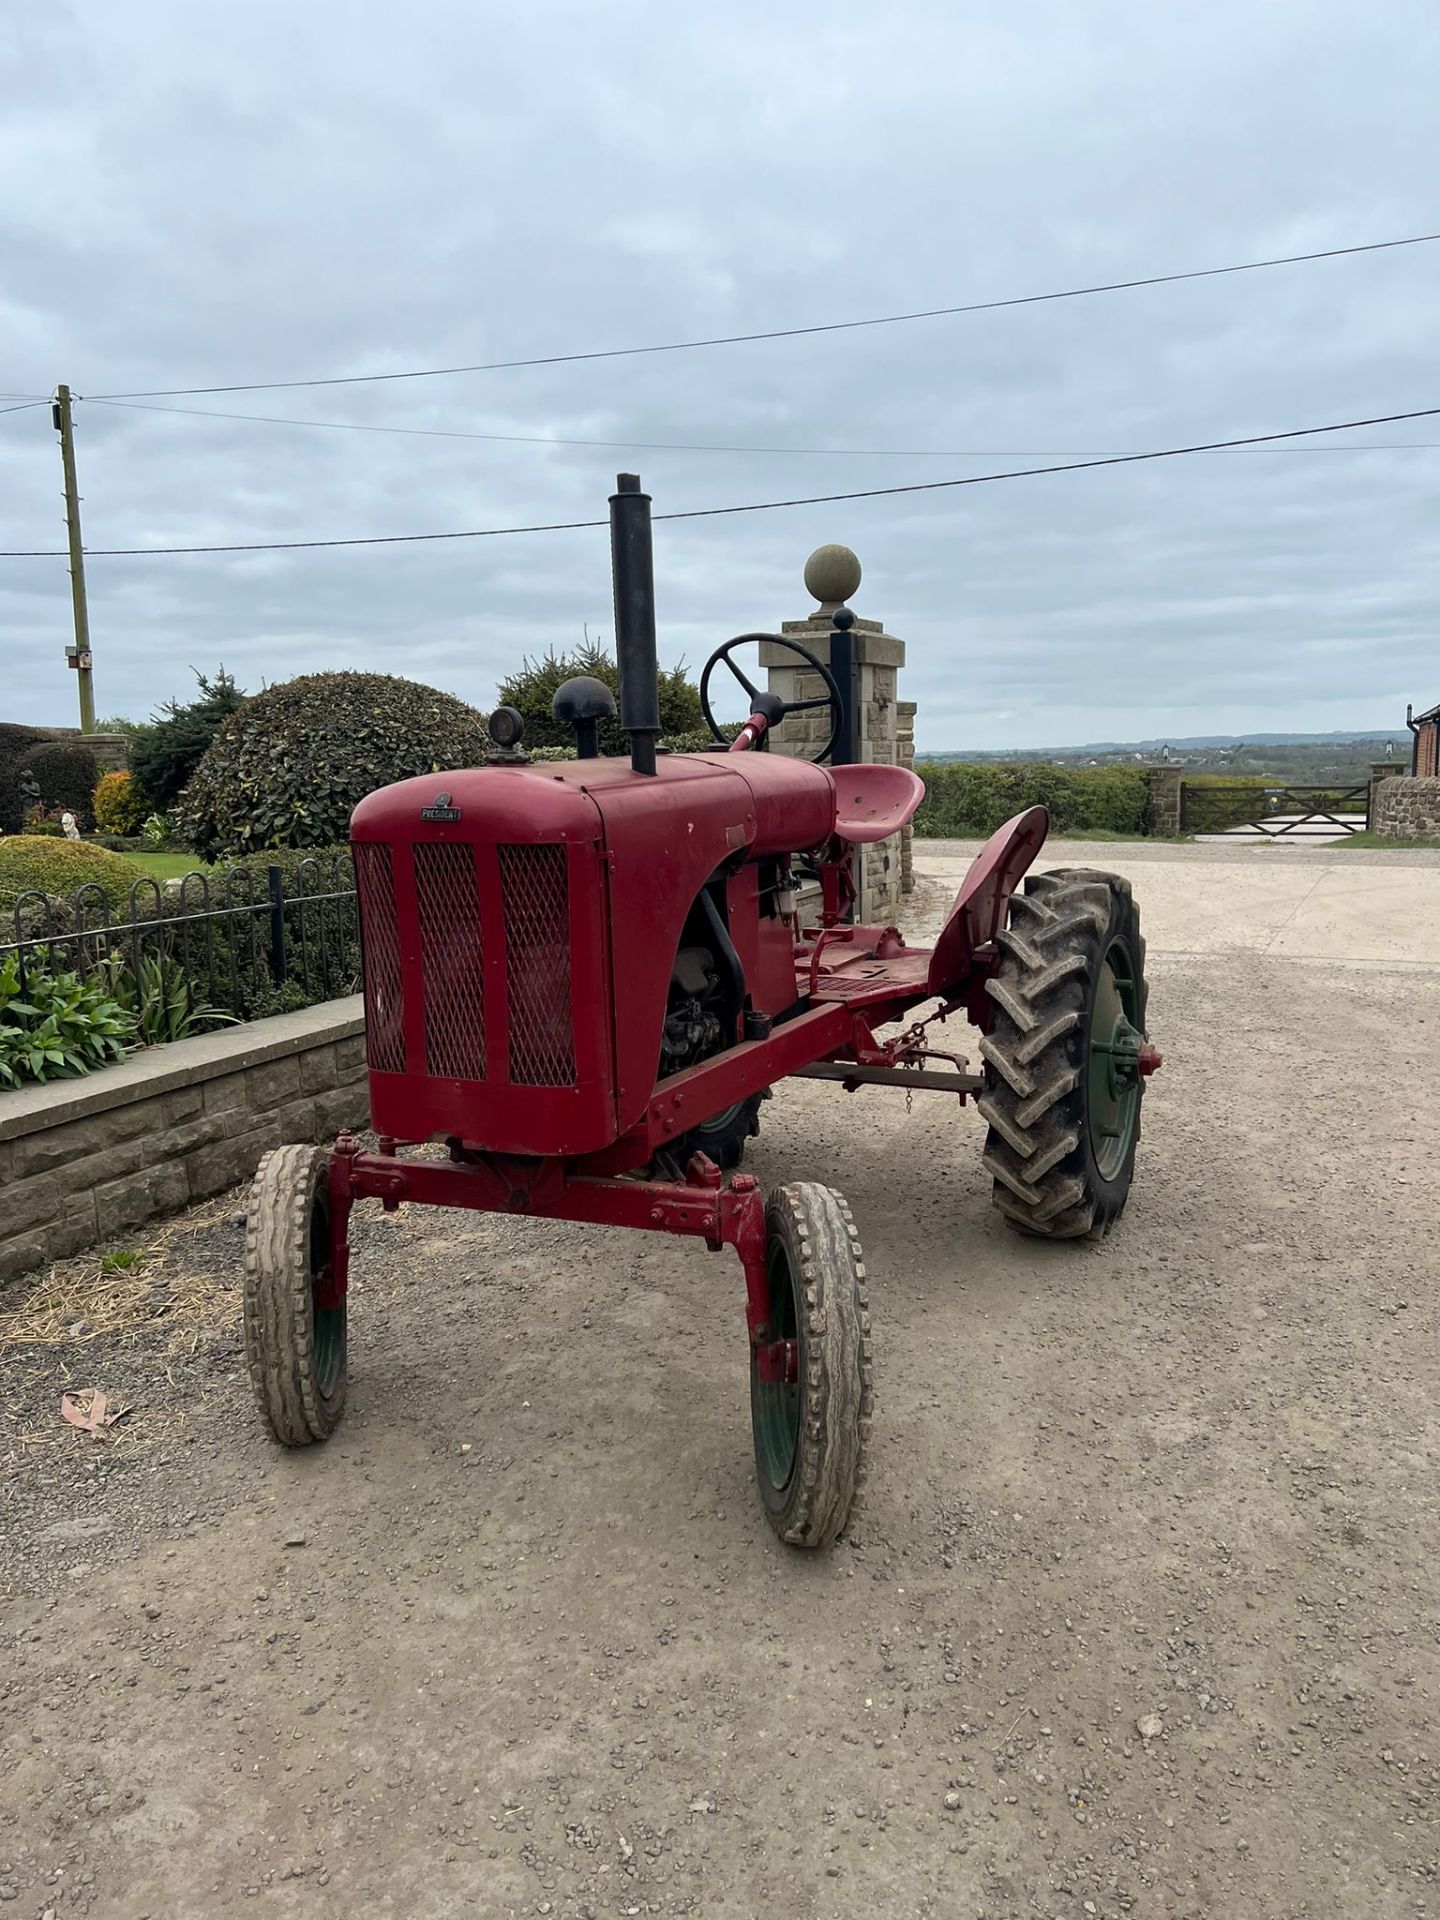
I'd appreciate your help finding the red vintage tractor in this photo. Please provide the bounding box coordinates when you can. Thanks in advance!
[243,475,1160,1548]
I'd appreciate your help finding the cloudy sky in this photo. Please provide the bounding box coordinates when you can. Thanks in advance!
[2,1,1437,749]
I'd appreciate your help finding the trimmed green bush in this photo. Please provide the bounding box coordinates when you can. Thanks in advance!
[0,836,143,914]
[914,763,1148,838]
[497,643,703,753]
[174,672,490,861]
[129,667,247,813]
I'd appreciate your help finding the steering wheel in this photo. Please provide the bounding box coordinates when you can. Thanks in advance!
[699,633,844,764]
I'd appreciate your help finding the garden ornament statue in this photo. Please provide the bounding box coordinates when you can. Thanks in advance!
[61,811,81,841]
[19,769,40,813]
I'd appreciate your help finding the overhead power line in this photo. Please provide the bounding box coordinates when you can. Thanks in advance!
[81,394,1440,459]
[2,404,1435,559]
[82,232,1440,401]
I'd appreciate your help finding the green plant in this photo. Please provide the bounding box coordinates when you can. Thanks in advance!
[129,667,248,813]
[140,812,169,846]
[173,672,490,861]
[913,763,1149,839]
[99,950,238,1044]
[0,836,142,913]
[96,715,146,738]
[496,642,703,753]
[93,769,148,835]
[99,1245,147,1272]
[0,955,136,1088]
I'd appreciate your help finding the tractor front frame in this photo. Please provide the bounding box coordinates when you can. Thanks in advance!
[322,1130,796,1383]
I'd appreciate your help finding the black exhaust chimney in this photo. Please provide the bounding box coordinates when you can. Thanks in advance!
[609,473,660,775]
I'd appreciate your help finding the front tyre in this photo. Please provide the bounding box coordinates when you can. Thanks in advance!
[750,1183,873,1548]
[243,1143,348,1445]
[979,869,1152,1240]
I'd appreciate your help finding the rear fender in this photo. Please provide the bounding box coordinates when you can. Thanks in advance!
[924,805,1049,999]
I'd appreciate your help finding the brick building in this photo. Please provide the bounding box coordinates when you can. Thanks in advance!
[1409,699,1439,779]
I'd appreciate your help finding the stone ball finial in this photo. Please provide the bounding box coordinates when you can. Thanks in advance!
[803,543,861,608]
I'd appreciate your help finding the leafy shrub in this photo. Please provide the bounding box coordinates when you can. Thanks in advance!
[497,642,703,753]
[129,667,248,813]
[0,954,135,1088]
[23,818,64,837]
[140,812,169,846]
[0,836,143,914]
[97,950,237,1044]
[914,763,1148,838]
[526,726,735,766]
[174,672,490,862]
[93,769,149,835]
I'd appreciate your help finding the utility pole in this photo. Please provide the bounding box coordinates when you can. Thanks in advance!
[52,384,95,732]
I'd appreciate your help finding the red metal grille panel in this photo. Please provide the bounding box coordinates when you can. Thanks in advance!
[499,843,576,1085]
[354,842,405,1073]
[413,841,487,1080]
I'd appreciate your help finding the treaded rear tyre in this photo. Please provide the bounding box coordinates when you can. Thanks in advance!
[676,1091,764,1171]
[979,868,1150,1241]
[750,1183,873,1548]
[243,1143,348,1445]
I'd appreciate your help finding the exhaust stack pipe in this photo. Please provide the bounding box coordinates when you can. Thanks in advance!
[609,473,660,776]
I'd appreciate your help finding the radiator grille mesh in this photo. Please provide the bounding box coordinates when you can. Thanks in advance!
[499,843,576,1086]
[354,842,404,1073]
[414,841,487,1080]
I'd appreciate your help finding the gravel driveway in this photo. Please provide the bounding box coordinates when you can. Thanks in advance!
[3,839,1438,1919]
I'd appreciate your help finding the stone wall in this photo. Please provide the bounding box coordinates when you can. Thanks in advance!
[896,700,917,895]
[0,997,367,1284]
[1372,776,1440,841]
[26,728,131,773]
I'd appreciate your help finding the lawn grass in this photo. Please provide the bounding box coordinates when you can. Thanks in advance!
[1324,831,1439,851]
[120,850,212,880]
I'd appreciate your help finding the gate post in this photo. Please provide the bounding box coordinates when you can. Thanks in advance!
[1145,766,1183,836]
[762,545,906,922]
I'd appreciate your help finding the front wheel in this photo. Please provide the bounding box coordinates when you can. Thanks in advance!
[243,1143,348,1445]
[979,868,1153,1240]
[750,1183,873,1547]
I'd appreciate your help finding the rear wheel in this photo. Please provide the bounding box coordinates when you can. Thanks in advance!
[750,1183,873,1547]
[243,1143,348,1445]
[979,869,1151,1240]
[676,1091,764,1171]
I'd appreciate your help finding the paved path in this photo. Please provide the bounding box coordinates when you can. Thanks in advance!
[915,837,1440,967]
[3,837,1437,1918]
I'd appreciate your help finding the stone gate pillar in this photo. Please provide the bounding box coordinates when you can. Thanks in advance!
[760,544,906,922]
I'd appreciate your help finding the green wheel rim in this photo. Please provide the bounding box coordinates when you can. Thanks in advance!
[751,1241,800,1494]
[1087,937,1143,1181]
[308,1194,345,1398]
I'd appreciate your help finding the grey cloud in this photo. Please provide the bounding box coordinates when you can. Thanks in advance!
[1,0,1437,748]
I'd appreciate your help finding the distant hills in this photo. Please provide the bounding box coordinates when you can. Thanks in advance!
[918,729,1412,781]
[927,729,1410,757]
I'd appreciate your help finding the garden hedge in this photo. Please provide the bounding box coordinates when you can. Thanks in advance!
[912,762,1148,838]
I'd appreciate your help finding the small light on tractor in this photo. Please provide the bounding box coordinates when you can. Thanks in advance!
[488,705,526,749]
